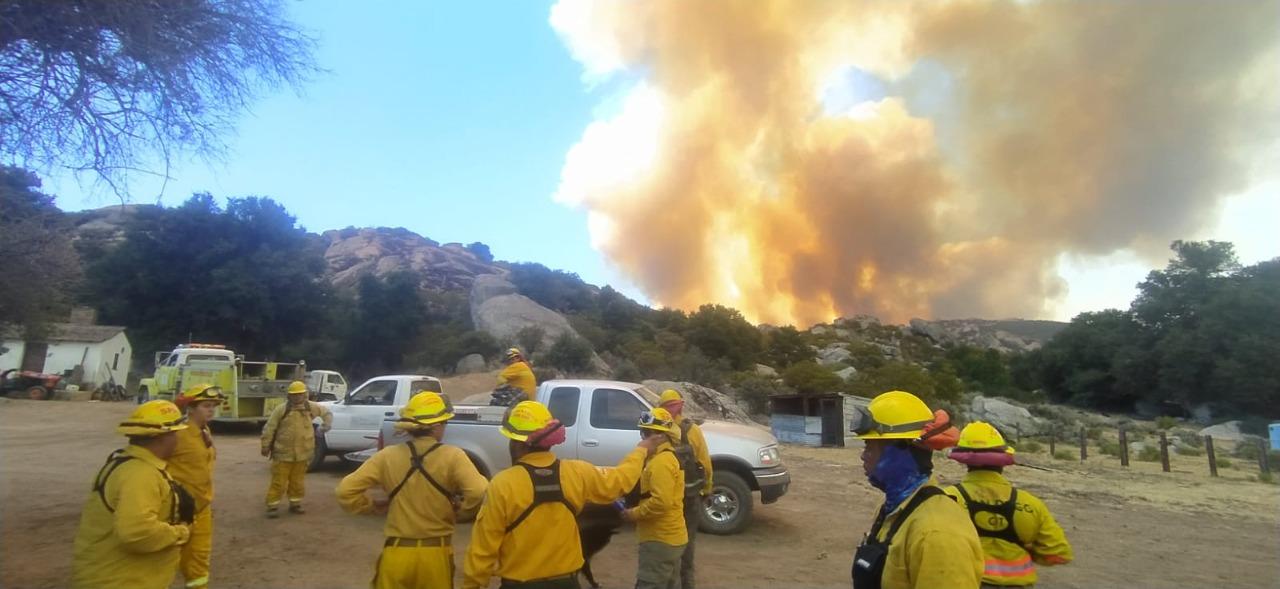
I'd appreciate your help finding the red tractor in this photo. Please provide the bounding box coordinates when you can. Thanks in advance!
[1,369,61,400]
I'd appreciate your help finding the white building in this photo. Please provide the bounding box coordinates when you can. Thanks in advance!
[0,324,132,389]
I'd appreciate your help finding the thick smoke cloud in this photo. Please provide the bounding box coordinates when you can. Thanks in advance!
[550,0,1279,326]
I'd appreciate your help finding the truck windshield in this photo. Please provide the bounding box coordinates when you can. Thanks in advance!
[633,386,661,407]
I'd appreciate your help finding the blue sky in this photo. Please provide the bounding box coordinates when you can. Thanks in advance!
[50,1,639,297]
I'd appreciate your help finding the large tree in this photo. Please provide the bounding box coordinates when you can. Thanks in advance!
[0,166,80,332]
[84,194,329,358]
[0,0,315,194]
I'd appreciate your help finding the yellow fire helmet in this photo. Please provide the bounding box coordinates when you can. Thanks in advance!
[117,400,189,437]
[849,390,934,440]
[658,389,683,405]
[286,381,308,395]
[396,392,455,430]
[956,421,1016,455]
[500,400,555,442]
[504,347,524,361]
[180,384,226,403]
[639,406,679,437]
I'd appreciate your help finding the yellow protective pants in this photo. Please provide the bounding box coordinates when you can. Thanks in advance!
[371,544,454,589]
[180,508,213,587]
[266,461,308,506]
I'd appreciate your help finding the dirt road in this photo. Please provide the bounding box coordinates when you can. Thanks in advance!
[3,399,1277,588]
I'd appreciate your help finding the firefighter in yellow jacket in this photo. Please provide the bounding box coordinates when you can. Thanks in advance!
[497,348,537,398]
[944,422,1073,588]
[658,389,713,589]
[169,384,226,588]
[623,407,688,589]
[850,391,984,589]
[72,400,194,589]
[336,392,490,589]
[260,381,332,517]
[463,400,663,589]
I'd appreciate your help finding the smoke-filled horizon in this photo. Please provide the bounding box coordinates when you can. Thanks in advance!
[550,0,1279,326]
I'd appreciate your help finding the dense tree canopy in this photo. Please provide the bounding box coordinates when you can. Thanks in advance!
[0,166,79,332]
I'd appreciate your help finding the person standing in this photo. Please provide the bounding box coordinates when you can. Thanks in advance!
[337,391,489,589]
[169,384,226,589]
[623,408,688,589]
[72,400,194,589]
[260,381,332,517]
[657,389,712,589]
[463,400,661,589]
[849,390,983,589]
[944,422,1073,588]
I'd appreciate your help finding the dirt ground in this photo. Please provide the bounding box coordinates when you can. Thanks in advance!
[3,399,1278,589]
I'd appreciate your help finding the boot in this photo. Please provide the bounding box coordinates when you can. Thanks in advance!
[266,506,280,519]
[289,503,305,514]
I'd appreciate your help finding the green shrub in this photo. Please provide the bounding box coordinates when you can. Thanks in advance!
[729,373,791,415]
[1216,457,1234,469]
[1269,450,1280,472]
[1135,446,1160,462]
[544,333,594,374]
[1175,432,1205,449]
[1126,430,1147,443]
[1258,472,1275,484]
[1052,449,1075,461]
[1020,440,1043,454]
[1234,442,1262,461]
[1155,416,1177,430]
[1099,440,1121,457]
[1086,427,1104,441]
[1175,445,1203,457]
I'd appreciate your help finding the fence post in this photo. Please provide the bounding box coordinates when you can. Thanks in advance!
[1079,427,1087,461]
[1259,439,1272,476]
[1159,432,1171,473]
[1205,435,1218,477]
[1119,428,1130,467]
[1049,427,1057,456]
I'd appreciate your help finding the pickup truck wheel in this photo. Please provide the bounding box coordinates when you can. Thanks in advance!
[700,471,752,535]
[308,428,327,472]
[26,386,50,401]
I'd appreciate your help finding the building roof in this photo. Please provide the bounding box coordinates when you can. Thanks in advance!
[1,323,127,344]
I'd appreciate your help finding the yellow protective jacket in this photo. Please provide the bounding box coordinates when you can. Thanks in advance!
[168,423,216,512]
[873,480,984,589]
[260,400,332,462]
[336,437,489,538]
[632,441,688,545]
[462,448,646,589]
[497,361,537,396]
[673,415,714,495]
[71,445,191,589]
[944,470,1073,586]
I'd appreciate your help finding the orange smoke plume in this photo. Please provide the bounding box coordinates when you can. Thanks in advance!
[550,0,1280,326]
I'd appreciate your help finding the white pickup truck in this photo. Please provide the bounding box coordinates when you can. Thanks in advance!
[346,379,791,535]
[313,374,444,468]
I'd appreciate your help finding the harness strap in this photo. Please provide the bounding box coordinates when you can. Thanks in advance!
[505,461,576,533]
[387,441,448,502]
[868,485,946,546]
[955,484,1025,547]
[92,450,190,524]
[92,450,135,513]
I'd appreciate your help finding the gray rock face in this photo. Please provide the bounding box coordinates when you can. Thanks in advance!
[322,227,503,291]
[469,275,609,375]
[1198,420,1247,441]
[835,366,858,381]
[817,344,852,367]
[969,396,1043,434]
[455,353,487,375]
[643,380,755,424]
[755,364,779,378]
[907,318,1066,353]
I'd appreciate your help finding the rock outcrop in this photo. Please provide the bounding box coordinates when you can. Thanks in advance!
[907,318,1066,353]
[969,395,1044,434]
[642,380,755,424]
[470,274,609,375]
[322,227,503,291]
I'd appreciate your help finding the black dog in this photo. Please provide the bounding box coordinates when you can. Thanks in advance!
[578,503,625,588]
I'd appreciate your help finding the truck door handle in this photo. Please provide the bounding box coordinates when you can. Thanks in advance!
[583,439,599,447]
[384,412,395,417]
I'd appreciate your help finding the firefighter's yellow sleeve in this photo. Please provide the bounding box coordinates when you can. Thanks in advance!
[575,447,646,503]
[498,362,537,396]
[260,405,284,454]
[449,446,490,517]
[168,425,216,511]
[1026,493,1073,566]
[631,447,688,545]
[462,467,513,589]
[310,401,333,432]
[684,421,714,494]
[114,465,190,553]
[335,451,384,515]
